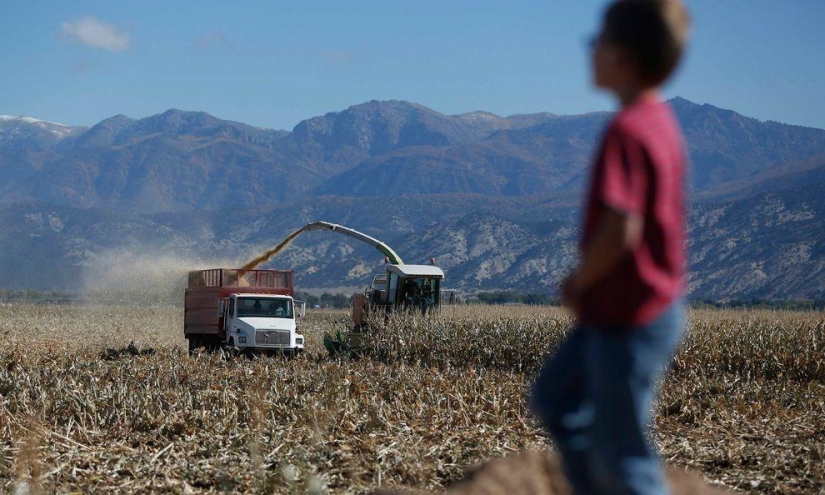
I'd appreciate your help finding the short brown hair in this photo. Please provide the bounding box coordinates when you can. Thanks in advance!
[602,0,691,86]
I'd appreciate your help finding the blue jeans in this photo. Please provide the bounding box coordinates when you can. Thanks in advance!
[530,301,684,495]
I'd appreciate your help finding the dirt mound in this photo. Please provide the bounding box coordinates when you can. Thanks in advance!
[370,451,730,495]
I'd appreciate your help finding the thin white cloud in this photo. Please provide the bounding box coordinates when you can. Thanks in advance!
[61,16,130,52]
[192,30,234,50]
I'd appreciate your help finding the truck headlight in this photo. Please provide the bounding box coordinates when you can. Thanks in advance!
[239,336,247,343]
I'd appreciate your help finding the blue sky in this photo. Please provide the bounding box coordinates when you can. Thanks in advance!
[2,1,823,131]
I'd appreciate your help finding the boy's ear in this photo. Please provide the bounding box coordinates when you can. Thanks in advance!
[608,43,632,67]
[609,44,642,81]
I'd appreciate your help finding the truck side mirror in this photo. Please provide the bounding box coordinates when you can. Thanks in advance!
[218,300,225,316]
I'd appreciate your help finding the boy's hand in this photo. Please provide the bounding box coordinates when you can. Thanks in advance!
[563,207,643,315]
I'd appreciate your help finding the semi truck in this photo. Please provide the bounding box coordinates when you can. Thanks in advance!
[184,268,305,356]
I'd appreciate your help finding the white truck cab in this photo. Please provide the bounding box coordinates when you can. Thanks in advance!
[221,294,306,354]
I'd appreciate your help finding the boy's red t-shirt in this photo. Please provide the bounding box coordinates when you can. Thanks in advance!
[579,97,686,327]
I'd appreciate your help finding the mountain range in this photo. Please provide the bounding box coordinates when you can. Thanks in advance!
[1,98,823,301]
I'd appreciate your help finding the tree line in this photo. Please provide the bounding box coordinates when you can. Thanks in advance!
[472,291,558,305]
[2,288,822,311]
[294,291,352,309]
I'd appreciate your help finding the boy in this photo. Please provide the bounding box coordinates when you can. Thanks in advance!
[530,1,691,494]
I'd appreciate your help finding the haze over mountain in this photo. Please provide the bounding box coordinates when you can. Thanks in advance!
[1,99,823,301]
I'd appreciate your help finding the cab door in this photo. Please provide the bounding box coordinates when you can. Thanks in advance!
[224,296,236,337]
[388,272,399,306]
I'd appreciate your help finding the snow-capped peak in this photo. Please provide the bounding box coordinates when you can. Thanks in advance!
[0,115,80,144]
[0,115,71,127]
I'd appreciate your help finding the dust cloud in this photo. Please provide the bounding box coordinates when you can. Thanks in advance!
[81,226,310,306]
[81,249,230,306]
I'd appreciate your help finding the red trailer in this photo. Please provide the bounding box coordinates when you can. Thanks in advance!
[184,268,303,354]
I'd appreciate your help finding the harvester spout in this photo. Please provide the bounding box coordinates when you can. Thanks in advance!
[241,220,405,270]
[301,221,404,265]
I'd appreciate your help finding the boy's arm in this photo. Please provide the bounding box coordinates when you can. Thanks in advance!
[563,206,643,310]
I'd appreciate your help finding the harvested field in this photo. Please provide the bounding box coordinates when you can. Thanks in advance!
[0,304,823,494]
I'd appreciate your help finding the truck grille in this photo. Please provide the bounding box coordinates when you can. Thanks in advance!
[255,330,290,346]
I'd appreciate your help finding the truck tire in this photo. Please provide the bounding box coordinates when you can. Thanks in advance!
[205,336,221,353]
[224,338,242,359]
[187,337,204,356]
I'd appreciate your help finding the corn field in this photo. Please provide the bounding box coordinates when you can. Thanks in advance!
[0,304,822,494]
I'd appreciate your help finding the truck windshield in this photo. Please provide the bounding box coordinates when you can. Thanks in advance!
[236,297,293,318]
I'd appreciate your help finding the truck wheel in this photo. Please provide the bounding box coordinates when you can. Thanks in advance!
[224,338,242,359]
[188,337,203,356]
